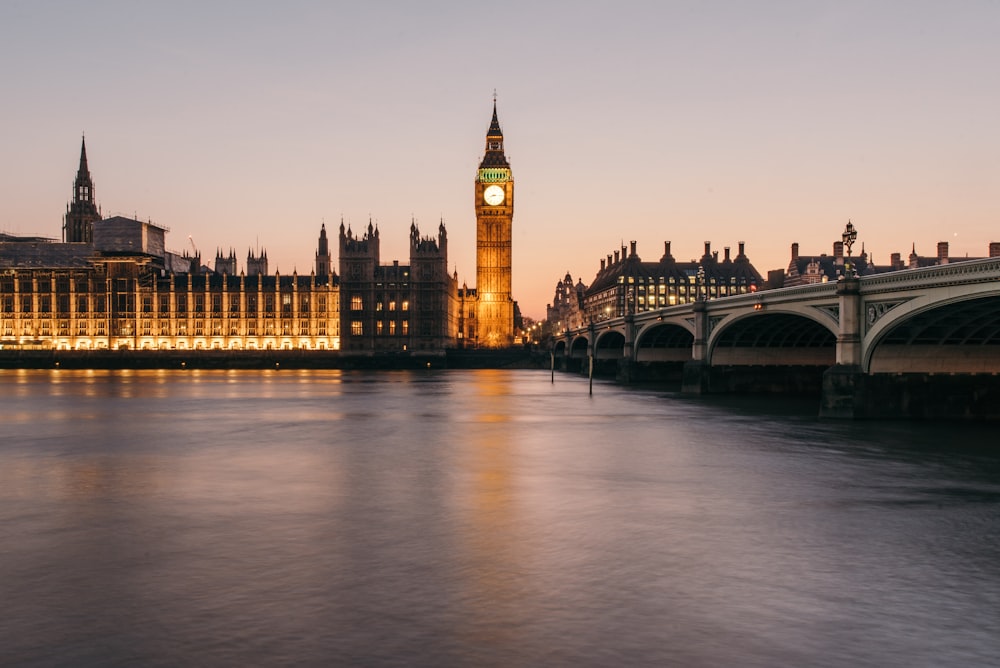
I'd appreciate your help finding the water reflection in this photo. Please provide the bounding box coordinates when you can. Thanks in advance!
[0,369,998,667]
[455,370,529,656]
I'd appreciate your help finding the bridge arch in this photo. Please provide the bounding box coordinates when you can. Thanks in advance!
[709,311,837,366]
[594,329,626,359]
[570,335,590,360]
[866,293,1000,373]
[635,322,694,362]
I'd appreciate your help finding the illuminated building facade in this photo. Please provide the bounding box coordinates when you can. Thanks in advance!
[581,240,764,322]
[473,101,515,347]
[1,145,340,351]
[4,104,514,353]
[0,221,340,352]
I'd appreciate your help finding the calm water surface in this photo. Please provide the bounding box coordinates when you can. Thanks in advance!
[1,369,998,667]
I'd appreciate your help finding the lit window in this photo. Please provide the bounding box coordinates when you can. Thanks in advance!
[351,295,363,311]
[351,321,363,336]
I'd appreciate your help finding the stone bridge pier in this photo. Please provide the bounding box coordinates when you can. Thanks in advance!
[819,277,866,418]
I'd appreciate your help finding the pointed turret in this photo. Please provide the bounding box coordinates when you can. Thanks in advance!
[315,223,331,276]
[78,137,91,180]
[64,136,100,243]
[247,247,268,276]
[214,247,237,275]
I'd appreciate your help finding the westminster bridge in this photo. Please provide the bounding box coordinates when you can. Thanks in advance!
[552,257,1000,419]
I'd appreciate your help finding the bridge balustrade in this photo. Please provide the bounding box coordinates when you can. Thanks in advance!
[551,258,1000,418]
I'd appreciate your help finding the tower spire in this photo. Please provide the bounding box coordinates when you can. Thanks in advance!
[74,135,95,201]
[487,97,503,140]
[64,135,100,243]
[78,135,90,179]
[480,98,509,168]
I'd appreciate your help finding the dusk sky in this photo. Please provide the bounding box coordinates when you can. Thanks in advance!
[2,1,998,318]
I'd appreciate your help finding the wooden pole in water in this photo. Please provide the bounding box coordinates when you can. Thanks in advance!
[589,354,594,395]
[550,350,554,383]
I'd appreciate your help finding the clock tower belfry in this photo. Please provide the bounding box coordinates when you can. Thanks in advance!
[474,100,514,347]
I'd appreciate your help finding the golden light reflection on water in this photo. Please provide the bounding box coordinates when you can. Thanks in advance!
[0,368,353,510]
[0,454,163,503]
[457,369,531,649]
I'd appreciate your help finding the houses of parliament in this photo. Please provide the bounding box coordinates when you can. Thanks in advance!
[0,105,518,353]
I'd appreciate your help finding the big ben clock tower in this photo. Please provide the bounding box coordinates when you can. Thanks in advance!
[475,99,514,347]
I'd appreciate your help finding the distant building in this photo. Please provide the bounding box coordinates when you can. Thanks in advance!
[577,240,763,322]
[547,272,588,331]
[902,240,1000,268]
[783,239,1000,287]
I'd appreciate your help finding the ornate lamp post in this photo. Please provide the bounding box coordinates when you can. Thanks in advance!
[842,220,858,278]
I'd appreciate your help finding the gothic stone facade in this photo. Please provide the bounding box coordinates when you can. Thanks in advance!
[473,102,515,347]
[337,220,459,353]
[4,103,512,353]
[0,244,339,352]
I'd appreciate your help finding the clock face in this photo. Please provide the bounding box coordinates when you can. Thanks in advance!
[483,185,505,206]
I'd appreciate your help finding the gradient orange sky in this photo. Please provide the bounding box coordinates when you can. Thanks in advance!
[2,2,998,319]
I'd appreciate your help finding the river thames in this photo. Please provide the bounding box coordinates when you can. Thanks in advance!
[1,369,998,667]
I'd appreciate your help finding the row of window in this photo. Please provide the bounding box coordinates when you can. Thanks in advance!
[350,320,411,336]
[3,319,331,338]
[350,295,410,311]
[616,275,759,285]
[346,320,444,338]
[2,294,332,316]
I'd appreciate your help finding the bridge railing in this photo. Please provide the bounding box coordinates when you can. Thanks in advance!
[555,257,1000,342]
[860,257,1000,293]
